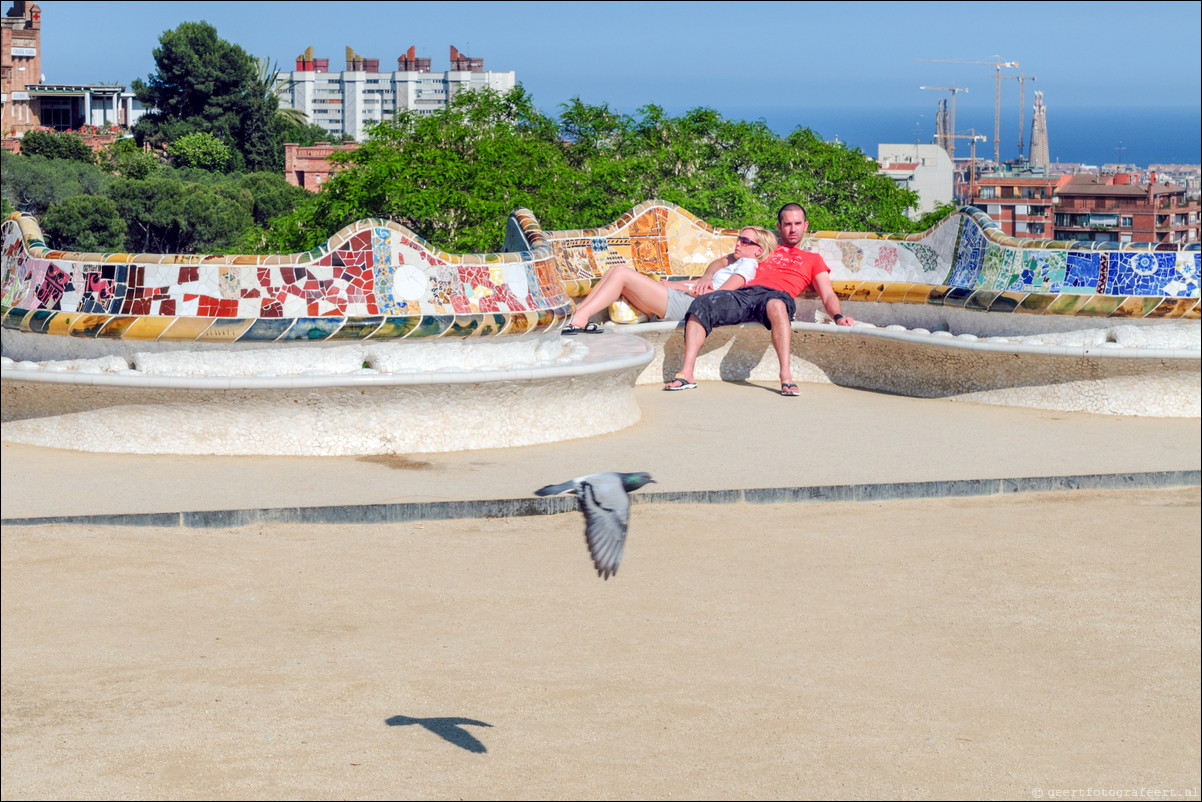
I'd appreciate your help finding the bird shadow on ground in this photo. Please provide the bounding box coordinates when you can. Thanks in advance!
[384,714,494,753]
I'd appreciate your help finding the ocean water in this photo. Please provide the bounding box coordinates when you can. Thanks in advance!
[732,105,1200,168]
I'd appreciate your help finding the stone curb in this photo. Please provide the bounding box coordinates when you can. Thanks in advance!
[3,470,1197,529]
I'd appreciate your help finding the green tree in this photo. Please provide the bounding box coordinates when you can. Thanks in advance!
[256,56,308,129]
[237,172,309,227]
[165,131,235,172]
[19,130,95,165]
[281,121,349,147]
[40,195,127,252]
[103,137,160,179]
[107,176,252,254]
[0,151,111,215]
[132,21,282,172]
[265,89,936,253]
[273,86,570,253]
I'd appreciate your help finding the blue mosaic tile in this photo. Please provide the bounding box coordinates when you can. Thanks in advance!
[949,218,985,288]
[240,318,297,342]
[369,316,421,339]
[1063,252,1101,294]
[280,317,345,341]
[1107,252,1187,296]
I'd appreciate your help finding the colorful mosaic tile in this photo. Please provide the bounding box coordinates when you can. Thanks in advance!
[3,200,1199,350]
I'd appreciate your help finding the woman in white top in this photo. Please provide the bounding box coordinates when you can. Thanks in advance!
[562,225,778,334]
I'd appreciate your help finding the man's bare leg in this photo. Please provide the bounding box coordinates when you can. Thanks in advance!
[672,315,708,385]
[765,299,794,386]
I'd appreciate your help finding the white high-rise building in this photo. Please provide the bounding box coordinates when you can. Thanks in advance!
[877,144,955,218]
[277,45,516,142]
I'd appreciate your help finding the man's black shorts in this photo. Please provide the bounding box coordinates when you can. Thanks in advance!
[685,286,796,335]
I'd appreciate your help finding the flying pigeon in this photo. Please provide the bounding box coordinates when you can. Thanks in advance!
[534,472,656,579]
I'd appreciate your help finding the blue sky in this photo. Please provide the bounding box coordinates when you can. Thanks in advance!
[31,1,1202,161]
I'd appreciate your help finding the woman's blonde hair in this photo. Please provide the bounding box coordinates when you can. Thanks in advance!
[740,225,778,263]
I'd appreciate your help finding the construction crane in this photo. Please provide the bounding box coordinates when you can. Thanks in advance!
[919,83,967,161]
[1004,72,1036,158]
[918,57,1019,164]
[947,129,988,203]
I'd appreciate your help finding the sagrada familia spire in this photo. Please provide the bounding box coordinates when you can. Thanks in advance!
[1029,91,1050,168]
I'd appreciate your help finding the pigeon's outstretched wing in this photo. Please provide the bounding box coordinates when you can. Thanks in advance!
[576,475,630,580]
[534,471,654,580]
[534,480,577,497]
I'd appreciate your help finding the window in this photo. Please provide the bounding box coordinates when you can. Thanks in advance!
[1121,217,1133,227]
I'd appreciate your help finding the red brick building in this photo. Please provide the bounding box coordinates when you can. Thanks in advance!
[971,168,1200,246]
[970,168,1068,238]
[284,141,356,191]
[1053,174,1199,246]
[1,1,42,136]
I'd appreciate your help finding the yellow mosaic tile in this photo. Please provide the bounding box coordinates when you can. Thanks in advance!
[198,319,257,341]
[902,284,936,304]
[830,280,863,300]
[96,317,139,339]
[44,312,82,336]
[163,316,217,341]
[849,282,885,303]
[875,282,915,305]
[1146,298,1197,319]
[120,316,176,341]
[67,314,113,338]
[1109,296,1161,319]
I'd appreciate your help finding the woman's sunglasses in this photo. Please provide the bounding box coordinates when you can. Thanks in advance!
[737,236,760,247]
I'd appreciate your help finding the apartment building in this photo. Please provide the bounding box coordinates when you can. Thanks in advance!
[1053,174,1199,246]
[277,45,515,142]
[969,166,1065,238]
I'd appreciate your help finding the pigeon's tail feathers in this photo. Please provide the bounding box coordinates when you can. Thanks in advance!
[534,481,576,497]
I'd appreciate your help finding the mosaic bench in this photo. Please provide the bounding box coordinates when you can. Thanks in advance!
[0,212,651,454]
[503,201,1199,417]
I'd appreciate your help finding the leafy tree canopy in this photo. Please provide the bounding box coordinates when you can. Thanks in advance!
[268,88,934,254]
[41,195,127,252]
[165,131,235,172]
[103,137,161,180]
[19,130,96,165]
[132,21,282,172]
[106,175,253,254]
[0,151,111,215]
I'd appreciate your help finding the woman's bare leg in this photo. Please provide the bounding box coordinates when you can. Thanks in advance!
[570,266,672,326]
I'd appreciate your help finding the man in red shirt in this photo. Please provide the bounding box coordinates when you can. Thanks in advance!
[665,204,854,396]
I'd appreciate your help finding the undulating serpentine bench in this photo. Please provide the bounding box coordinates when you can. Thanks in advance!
[1,201,1197,455]
[508,200,1198,417]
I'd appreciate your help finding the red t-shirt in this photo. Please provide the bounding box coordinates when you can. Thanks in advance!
[744,245,830,297]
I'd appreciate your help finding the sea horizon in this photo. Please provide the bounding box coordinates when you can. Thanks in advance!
[608,104,1200,170]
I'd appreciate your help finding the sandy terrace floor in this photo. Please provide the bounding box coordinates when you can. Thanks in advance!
[2,489,1200,800]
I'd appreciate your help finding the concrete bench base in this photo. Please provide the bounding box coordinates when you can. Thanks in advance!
[616,319,1200,418]
[0,333,654,455]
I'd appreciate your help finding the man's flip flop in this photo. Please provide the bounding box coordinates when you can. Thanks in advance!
[665,376,697,391]
[780,383,800,396]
